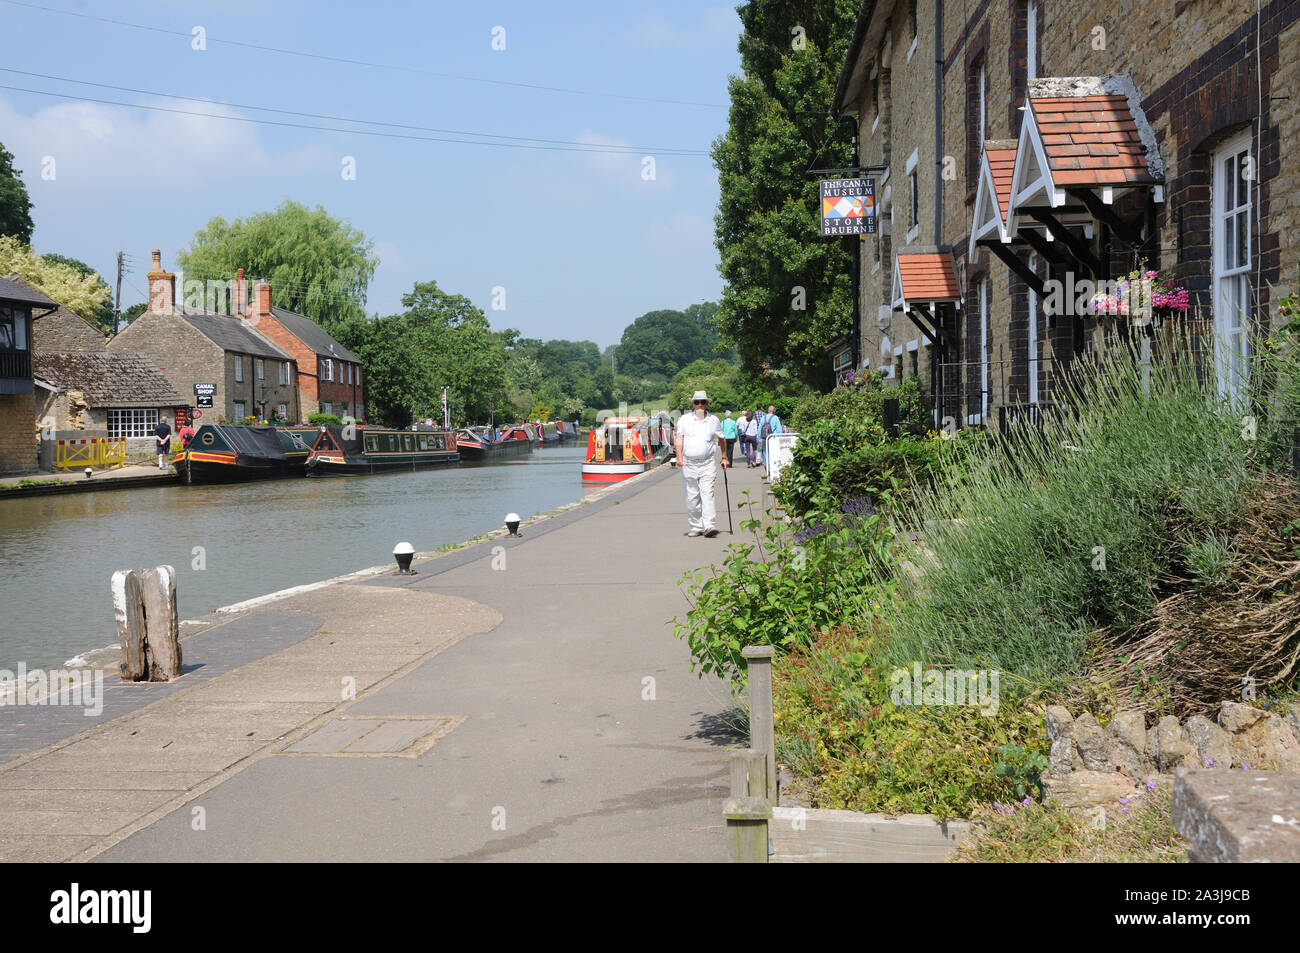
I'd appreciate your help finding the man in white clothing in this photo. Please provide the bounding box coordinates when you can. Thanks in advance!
[675,389,728,537]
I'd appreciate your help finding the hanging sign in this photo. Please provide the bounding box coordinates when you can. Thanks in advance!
[819,178,875,235]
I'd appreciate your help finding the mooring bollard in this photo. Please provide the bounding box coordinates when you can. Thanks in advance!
[724,748,771,863]
[742,645,776,802]
[111,566,182,682]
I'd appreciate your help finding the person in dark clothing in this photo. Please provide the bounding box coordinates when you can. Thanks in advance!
[153,419,173,470]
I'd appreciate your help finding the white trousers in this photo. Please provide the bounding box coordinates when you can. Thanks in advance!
[681,456,718,531]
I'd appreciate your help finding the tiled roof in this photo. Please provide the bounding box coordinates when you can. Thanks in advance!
[4,276,107,353]
[269,306,359,363]
[1029,95,1157,186]
[34,352,185,407]
[986,145,1017,221]
[0,275,58,307]
[178,309,292,361]
[896,251,960,303]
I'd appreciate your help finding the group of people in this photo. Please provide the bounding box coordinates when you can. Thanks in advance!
[720,404,782,468]
[674,390,784,537]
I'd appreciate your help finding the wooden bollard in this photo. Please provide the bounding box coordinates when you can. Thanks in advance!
[141,566,182,680]
[742,645,776,801]
[725,748,770,863]
[111,566,182,682]
[111,569,147,680]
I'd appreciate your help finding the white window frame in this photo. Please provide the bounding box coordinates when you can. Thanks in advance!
[106,408,159,439]
[234,401,246,420]
[277,403,288,420]
[980,278,990,423]
[1028,255,1040,406]
[978,62,986,146]
[279,361,289,385]
[1212,132,1253,401]
[256,357,265,380]
[323,358,333,382]
[234,356,243,383]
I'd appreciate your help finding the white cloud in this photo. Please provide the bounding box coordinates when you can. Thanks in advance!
[0,92,330,192]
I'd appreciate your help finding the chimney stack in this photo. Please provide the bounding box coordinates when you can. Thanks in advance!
[234,267,247,316]
[250,281,273,323]
[146,249,176,315]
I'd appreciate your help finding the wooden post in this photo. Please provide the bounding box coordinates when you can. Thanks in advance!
[742,645,776,801]
[725,748,770,863]
[111,569,147,681]
[141,566,182,680]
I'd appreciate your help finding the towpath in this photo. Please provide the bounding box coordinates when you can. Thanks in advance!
[0,459,769,862]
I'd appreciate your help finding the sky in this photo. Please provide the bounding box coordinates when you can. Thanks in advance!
[0,0,742,348]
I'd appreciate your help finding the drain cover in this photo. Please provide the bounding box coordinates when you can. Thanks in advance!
[281,716,461,758]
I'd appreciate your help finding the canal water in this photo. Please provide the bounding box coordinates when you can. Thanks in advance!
[0,447,593,670]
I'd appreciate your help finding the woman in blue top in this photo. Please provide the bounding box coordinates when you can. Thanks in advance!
[721,410,739,465]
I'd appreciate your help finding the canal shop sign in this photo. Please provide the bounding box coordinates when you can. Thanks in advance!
[819,178,875,235]
[193,382,216,408]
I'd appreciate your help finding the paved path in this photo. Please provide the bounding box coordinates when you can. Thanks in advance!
[0,463,174,496]
[0,460,763,862]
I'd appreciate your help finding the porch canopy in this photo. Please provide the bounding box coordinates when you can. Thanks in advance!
[891,246,961,351]
[970,76,1164,303]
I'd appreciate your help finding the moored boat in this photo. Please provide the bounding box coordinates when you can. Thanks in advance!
[456,425,534,461]
[580,413,674,483]
[305,425,458,475]
[174,424,314,484]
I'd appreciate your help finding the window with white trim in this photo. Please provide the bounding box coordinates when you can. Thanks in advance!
[323,358,333,382]
[1213,134,1253,400]
[979,277,990,422]
[909,170,919,229]
[1027,0,1039,80]
[277,403,288,420]
[106,408,159,438]
[279,361,289,385]
[233,401,246,420]
[234,356,243,382]
[256,358,265,380]
[1028,255,1040,406]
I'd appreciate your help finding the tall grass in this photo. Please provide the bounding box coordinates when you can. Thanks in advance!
[881,338,1261,688]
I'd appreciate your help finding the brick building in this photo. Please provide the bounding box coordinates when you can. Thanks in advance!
[0,276,57,474]
[832,0,1297,426]
[237,272,365,420]
[107,251,300,424]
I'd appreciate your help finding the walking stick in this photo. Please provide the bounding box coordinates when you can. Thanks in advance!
[722,456,734,535]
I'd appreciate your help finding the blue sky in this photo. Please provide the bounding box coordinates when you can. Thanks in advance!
[1,0,741,347]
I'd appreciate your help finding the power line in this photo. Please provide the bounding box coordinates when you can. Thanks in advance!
[0,0,726,109]
[0,68,712,155]
[0,83,713,156]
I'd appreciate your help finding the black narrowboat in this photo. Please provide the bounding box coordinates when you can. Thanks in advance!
[455,425,534,462]
[174,424,314,483]
[305,425,458,475]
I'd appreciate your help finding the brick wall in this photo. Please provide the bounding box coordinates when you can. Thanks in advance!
[107,311,224,414]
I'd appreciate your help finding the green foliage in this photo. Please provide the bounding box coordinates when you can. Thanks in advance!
[0,142,33,244]
[788,374,931,434]
[713,0,862,387]
[672,493,893,689]
[0,236,111,322]
[1182,531,1236,590]
[881,344,1261,687]
[774,625,1049,819]
[614,303,721,381]
[991,744,1050,800]
[177,200,377,325]
[307,412,343,426]
[119,302,147,326]
[39,253,115,332]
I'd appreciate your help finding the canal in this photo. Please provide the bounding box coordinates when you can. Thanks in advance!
[0,447,592,670]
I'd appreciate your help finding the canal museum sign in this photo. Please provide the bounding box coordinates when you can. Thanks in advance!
[193,382,215,408]
[819,177,875,236]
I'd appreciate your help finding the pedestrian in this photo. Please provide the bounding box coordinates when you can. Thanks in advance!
[741,409,759,467]
[153,417,173,470]
[721,409,738,466]
[759,404,783,468]
[675,389,728,537]
[178,421,196,447]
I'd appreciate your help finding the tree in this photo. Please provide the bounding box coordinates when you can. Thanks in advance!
[0,236,109,320]
[614,306,720,380]
[40,253,115,332]
[120,302,147,325]
[712,0,860,388]
[177,200,377,324]
[0,143,33,245]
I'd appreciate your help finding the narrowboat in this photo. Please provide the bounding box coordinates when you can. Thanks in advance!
[554,420,580,443]
[304,425,458,475]
[455,425,533,462]
[534,421,562,445]
[174,424,315,484]
[580,414,675,483]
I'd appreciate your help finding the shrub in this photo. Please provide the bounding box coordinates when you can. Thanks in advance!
[307,412,343,426]
[789,373,930,434]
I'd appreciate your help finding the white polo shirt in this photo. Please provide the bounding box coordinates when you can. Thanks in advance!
[677,412,722,461]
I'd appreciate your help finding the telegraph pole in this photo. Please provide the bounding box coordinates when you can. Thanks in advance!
[114,251,124,336]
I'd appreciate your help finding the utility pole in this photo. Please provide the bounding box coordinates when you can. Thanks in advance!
[114,251,124,336]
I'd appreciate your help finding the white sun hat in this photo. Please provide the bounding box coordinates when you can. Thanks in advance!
[691,390,709,402]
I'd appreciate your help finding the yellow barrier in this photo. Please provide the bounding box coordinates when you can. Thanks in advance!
[53,437,128,471]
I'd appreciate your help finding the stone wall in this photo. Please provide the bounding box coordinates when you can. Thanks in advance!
[1043,702,1300,808]
[0,392,36,474]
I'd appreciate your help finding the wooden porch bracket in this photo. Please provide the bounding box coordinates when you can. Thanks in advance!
[1027,208,1101,276]
[1068,188,1145,248]
[984,242,1047,296]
